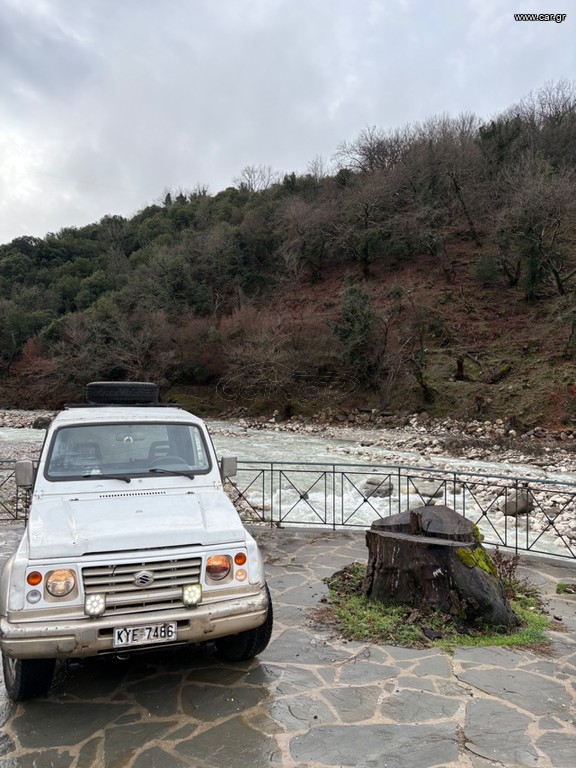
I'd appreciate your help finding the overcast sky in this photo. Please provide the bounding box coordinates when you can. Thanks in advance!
[0,0,573,245]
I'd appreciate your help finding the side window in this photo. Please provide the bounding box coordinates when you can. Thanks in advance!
[191,429,209,471]
[164,425,210,471]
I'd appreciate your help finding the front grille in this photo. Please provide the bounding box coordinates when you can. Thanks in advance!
[82,556,202,617]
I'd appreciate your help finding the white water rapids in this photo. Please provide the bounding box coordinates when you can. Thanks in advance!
[2,420,575,558]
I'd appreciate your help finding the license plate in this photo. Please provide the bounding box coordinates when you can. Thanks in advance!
[113,622,177,648]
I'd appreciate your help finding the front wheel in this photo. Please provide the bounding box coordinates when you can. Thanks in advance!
[215,586,273,662]
[2,654,55,701]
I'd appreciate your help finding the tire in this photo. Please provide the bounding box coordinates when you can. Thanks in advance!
[85,382,159,405]
[2,654,55,701]
[215,586,273,662]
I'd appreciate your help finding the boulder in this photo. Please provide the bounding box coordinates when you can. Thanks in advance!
[412,480,444,498]
[500,490,534,516]
[32,416,52,430]
[362,476,394,498]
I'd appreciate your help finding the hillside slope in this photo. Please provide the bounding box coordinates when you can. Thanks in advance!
[1,82,576,428]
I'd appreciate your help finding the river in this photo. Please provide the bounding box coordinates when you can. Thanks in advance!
[2,419,576,559]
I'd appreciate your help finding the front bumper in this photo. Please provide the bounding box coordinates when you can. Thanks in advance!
[0,587,269,660]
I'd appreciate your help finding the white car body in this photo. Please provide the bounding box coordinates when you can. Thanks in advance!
[0,392,270,699]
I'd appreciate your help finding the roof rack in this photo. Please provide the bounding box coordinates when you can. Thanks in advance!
[64,402,182,409]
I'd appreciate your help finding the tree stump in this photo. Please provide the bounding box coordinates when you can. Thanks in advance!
[364,505,518,628]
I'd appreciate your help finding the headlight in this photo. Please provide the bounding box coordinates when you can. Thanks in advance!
[205,555,231,581]
[46,569,76,597]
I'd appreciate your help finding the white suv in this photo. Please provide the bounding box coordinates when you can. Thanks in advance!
[0,382,272,701]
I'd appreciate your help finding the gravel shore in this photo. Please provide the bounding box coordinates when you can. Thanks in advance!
[3,408,576,476]
[216,413,576,478]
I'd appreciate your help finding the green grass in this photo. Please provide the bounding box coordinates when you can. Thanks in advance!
[322,562,551,650]
[556,581,576,594]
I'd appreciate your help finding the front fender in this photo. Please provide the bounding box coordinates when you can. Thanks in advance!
[0,554,16,617]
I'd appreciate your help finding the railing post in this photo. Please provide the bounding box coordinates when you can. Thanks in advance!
[332,464,336,531]
[270,462,275,529]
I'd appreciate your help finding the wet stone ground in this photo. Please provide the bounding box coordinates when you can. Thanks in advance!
[0,525,575,768]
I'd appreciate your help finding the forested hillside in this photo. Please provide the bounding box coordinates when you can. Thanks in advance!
[2,81,576,429]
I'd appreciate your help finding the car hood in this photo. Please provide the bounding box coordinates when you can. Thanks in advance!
[26,490,245,558]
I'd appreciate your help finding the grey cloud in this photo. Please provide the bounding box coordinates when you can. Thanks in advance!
[0,3,94,113]
[0,0,573,243]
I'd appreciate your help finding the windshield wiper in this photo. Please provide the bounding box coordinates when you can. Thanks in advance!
[149,468,196,479]
[82,473,132,483]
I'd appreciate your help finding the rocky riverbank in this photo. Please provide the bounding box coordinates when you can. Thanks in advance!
[3,407,576,475]
[0,410,54,430]
[216,408,576,478]
[0,410,54,463]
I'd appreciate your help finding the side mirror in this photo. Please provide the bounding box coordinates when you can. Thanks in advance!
[15,460,35,488]
[220,456,237,479]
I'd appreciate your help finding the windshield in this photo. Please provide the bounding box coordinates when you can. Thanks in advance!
[45,422,211,480]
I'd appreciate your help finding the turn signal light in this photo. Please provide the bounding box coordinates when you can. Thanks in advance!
[27,571,42,586]
[234,552,247,566]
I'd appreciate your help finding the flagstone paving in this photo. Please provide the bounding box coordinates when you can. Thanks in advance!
[0,524,575,767]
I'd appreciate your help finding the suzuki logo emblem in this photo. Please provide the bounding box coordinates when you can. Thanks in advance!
[134,570,155,587]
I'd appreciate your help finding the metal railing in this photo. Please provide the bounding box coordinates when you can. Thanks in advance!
[227,460,576,560]
[0,460,28,521]
[4,457,576,560]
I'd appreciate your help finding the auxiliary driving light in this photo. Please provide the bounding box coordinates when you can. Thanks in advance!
[26,589,42,604]
[84,593,106,617]
[182,584,202,607]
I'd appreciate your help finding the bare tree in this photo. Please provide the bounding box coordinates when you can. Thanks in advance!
[44,304,176,390]
[190,182,210,198]
[408,113,484,244]
[496,154,576,298]
[306,154,333,181]
[276,197,335,282]
[506,79,576,165]
[233,164,279,192]
[512,79,576,126]
[221,317,295,401]
[328,171,396,277]
[334,125,412,174]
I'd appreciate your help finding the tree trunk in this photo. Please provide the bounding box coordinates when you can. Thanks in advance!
[364,506,518,629]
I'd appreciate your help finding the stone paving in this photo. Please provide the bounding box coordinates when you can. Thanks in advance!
[0,524,575,768]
